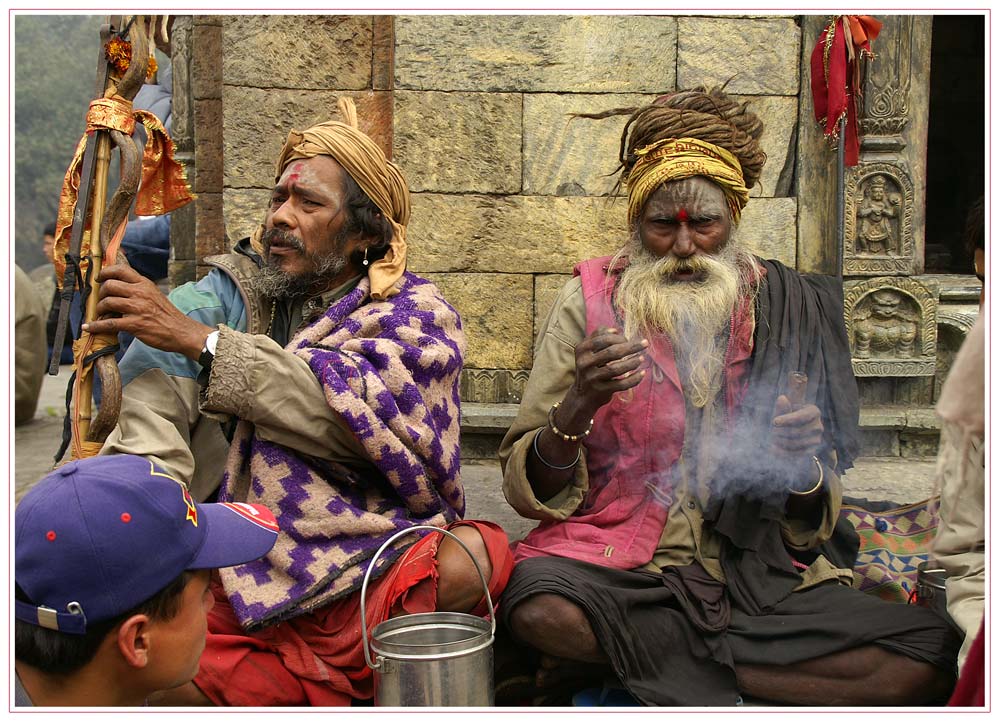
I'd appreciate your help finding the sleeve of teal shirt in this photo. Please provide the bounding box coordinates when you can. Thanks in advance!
[118,269,247,387]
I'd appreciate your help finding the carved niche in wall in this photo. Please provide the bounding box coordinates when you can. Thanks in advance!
[460,369,530,403]
[859,15,914,138]
[843,164,915,276]
[844,277,938,377]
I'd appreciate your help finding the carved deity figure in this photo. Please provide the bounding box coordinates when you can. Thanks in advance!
[853,289,919,358]
[856,176,901,254]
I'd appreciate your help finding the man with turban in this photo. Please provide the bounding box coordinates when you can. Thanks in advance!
[87,99,513,706]
[497,88,959,706]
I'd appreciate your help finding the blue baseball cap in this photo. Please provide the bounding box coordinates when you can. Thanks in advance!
[15,455,279,635]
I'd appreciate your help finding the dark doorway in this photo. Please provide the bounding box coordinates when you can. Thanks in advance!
[924,14,985,274]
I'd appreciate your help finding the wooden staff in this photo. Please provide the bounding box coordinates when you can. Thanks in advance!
[53,15,151,455]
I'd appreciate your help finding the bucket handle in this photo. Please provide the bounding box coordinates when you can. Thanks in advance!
[360,525,495,671]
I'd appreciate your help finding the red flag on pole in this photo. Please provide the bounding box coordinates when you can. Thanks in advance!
[810,15,882,167]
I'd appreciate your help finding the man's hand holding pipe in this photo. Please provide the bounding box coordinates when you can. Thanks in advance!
[82,264,214,362]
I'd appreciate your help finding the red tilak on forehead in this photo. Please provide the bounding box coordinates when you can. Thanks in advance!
[675,208,689,223]
[285,162,305,187]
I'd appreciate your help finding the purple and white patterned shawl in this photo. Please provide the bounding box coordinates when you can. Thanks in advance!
[217,272,465,630]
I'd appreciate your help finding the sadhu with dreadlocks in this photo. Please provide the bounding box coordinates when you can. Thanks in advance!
[498,88,960,706]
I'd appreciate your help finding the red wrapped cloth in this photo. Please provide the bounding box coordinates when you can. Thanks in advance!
[809,15,882,167]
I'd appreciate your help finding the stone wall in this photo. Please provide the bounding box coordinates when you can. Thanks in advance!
[189,14,976,460]
[208,14,803,401]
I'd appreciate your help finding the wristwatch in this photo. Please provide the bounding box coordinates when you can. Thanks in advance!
[199,330,220,371]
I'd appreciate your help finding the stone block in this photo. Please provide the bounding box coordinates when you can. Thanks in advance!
[222,15,372,90]
[858,429,900,457]
[395,15,676,92]
[193,98,223,193]
[534,274,573,348]
[223,88,392,188]
[170,203,196,262]
[408,194,626,274]
[168,259,196,289]
[677,17,800,96]
[735,197,797,266]
[394,91,521,193]
[461,402,519,434]
[372,15,394,90]
[423,272,534,369]
[192,22,222,100]
[739,95,798,197]
[460,432,504,462]
[900,432,939,458]
[523,93,655,197]
[194,193,226,258]
[859,405,907,429]
[223,188,270,246]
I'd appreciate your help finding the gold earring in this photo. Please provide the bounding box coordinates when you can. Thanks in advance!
[362,247,370,267]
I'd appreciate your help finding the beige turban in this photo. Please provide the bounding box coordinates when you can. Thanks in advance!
[253,97,409,300]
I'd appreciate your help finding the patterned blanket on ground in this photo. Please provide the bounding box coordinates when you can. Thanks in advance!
[218,272,466,630]
[840,496,939,604]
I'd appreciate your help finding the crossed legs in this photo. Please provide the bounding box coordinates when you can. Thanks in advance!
[506,592,955,706]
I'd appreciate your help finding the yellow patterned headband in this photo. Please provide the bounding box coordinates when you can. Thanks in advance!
[625,137,750,226]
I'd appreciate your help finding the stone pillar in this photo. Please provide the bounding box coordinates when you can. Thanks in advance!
[167,15,195,286]
[193,17,225,276]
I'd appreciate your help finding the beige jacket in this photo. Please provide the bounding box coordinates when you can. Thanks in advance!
[14,265,48,425]
[930,313,985,668]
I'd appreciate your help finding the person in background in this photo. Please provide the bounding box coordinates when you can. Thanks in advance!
[15,263,48,424]
[932,196,986,706]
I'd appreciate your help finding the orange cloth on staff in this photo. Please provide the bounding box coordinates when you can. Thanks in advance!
[194,520,513,707]
[53,93,193,288]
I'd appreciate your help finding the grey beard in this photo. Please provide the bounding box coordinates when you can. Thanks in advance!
[251,251,348,300]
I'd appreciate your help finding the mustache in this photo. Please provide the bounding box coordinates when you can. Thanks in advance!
[641,253,719,279]
[262,228,304,252]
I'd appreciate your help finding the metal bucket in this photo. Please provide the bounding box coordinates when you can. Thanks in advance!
[361,525,495,706]
[915,561,951,622]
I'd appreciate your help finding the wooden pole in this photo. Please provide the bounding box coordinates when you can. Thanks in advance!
[76,133,112,442]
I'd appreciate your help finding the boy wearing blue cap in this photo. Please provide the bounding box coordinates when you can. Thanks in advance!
[14,455,279,707]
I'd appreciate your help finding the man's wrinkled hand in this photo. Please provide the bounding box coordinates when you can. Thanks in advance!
[770,394,824,458]
[81,264,213,361]
[568,326,648,416]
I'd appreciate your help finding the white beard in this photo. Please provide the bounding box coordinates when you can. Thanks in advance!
[612,232,758,407]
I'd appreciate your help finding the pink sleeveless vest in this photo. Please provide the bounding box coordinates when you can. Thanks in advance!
[513,256,754,569]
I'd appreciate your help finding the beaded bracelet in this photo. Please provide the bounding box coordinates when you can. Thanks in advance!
[789,456,825,496]
[548,401,594,442]
[533,429,581,470]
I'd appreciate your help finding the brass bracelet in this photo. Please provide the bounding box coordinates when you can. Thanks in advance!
[789,456,824,496]
[548,401,594,442]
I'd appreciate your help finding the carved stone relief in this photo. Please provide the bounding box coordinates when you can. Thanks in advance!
[860,15,914,138]
[844,277,938,377]
[460,369,530,403]
[934,305,980,400]
[843,164,915,276]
